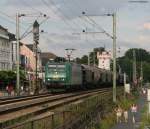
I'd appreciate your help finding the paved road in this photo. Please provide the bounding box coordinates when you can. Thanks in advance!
[111,95,146,129]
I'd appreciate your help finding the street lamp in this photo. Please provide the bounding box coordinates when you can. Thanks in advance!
[33,20,39,94]
[16,13,26,96]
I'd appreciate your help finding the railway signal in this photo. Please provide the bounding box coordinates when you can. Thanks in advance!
[65,48,76,62]
[33,20,40,94]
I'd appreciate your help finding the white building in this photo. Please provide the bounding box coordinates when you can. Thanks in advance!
[0,26,14,70]
[97,51,111,70]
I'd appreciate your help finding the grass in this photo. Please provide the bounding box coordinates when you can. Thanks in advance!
[97,90,138,129]
[99,113,116,129]
[139,105,150,129]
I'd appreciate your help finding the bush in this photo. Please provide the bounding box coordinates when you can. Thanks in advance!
[99,113,116,129]
[98,93,137,129]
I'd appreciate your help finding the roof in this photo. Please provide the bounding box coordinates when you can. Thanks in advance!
[26,44,34,51]
[0,25,7,31]
[41,52,57,66]
[41,52,57,58]
[8,33,16,41]
[26,44,41,53]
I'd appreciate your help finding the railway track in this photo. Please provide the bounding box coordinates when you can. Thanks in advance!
[0,88,111,124]
[0,93,52,105]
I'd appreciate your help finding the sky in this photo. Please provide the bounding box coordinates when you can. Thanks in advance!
[0,0,150,58]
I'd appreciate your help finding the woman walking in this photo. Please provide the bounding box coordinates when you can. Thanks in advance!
[123,109,128,123]
[131,104,137,123]
[115,106,122,123]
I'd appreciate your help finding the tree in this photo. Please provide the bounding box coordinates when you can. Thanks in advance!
[125,48,150,62]
[75,47,105,65]
[54,57,66,62]
[118,48,150,82]
[0,71,26,89]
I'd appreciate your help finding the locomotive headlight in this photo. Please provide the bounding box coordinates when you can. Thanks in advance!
[48,78,50,81]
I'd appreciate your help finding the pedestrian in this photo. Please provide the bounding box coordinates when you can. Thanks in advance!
[123,109,128,123]
[115,106,122,123]
[6,84,11,96]
[6,84,13,96]
[131,104,137,123]
[143,88,146,95]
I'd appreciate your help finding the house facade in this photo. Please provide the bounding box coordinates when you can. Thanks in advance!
[20,43,42,80]
[0,26,14,70]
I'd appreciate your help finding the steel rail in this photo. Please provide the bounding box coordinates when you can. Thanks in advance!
[0,88,111,124]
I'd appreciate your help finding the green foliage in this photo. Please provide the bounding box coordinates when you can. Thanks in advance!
[76,47,105,65]
[125,48,150,62]
[0,71,16,83]
[118,48,150,82]
[99,113,116,129]
[98,91,137,129]
[76,55,89,64]
[0,70,25,85]
[139,106,150,129]
[54,57,66,62]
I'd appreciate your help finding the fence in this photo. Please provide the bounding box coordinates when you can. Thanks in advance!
[1,91,113,129]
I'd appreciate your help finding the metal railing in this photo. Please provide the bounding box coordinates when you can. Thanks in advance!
[1,89,113,129]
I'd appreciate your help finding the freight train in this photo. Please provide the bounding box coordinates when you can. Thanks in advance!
[45,61,124,91]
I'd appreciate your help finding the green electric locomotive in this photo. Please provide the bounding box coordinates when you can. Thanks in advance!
[45,61,83,90]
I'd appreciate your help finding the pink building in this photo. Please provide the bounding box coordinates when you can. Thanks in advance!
[20,43,36,71]
[20,43,42,80]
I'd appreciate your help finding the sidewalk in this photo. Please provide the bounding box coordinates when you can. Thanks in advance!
[111,95,146,129]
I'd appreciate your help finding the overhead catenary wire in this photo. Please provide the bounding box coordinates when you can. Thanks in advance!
[20,16,50,40]
[70,0,101,28]
[70,0,113,38]
[85,15,113,39]
[0,11,28,29]
[40,0,76,31]
[61,0,85,29]
[45,0,83,31]
[20,0,43,14]
[70,0,91,28]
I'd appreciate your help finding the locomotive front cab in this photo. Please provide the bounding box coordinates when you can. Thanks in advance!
[45,63,67,87]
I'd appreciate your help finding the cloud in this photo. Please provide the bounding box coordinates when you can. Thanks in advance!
[143,22,150,30]
[1,0,150,58]
[4,0,128,19]
[54,0,127,19]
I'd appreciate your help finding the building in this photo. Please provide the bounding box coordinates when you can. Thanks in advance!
[97,51,111,70]
[20,44,42,76]
[41,52,57,67]
[0,26,15,70]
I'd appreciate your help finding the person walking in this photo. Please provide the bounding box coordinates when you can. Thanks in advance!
[123,109,128,123]
[131,104,137,123]
[115,106,122,123]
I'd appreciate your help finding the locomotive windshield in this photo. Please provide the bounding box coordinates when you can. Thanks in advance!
[48,64,65,68]
[47,64,66,78]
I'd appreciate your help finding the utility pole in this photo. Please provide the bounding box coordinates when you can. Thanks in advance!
[124,72,126,98]
[113,13,117,103]
[140,62,143,87]
[88,52,90,66]
[133,49,137,86]
[81,12,117,102]
[93,51,96,66]
[33,20,39,94]
[16,13,20,96]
